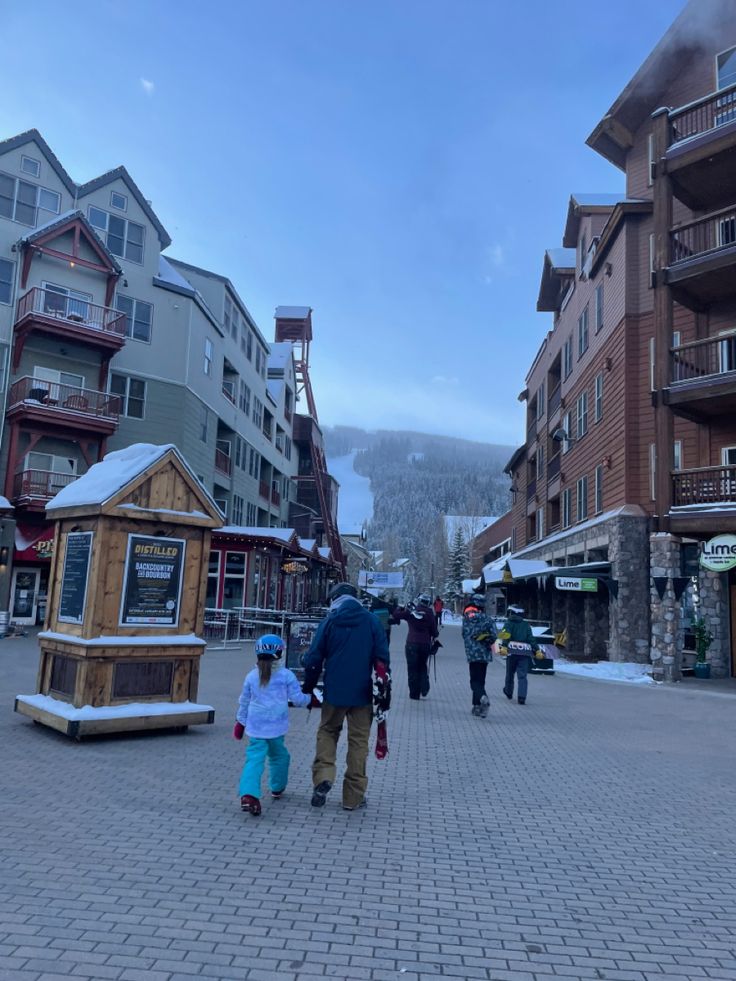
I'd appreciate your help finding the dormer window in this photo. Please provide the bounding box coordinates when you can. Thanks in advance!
[21,156,41,178]
[110,191,128,211]
[717,46,736,90]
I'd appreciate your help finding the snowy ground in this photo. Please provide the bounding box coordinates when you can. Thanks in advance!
[327,450,374,535]
[554,659,656,685]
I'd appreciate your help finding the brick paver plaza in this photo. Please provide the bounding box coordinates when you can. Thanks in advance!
[2,623,736,981]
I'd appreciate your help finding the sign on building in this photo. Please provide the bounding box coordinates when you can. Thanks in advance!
[555,576,598,593]
[358,571,404,589]
[58,531,93,625]
[120,535,186,626]
[700,534,736,572]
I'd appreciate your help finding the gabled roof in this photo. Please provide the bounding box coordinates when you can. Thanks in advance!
[589,200,653,277]
[504,444,526,475]
[20,208,123,274]
[0,129,76,195]
[153,256,223,335]
[537,248,576,312]
[562,193,643,248]
[77,166,172,250]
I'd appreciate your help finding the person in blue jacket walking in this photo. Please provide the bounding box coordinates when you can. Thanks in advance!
[233,633,316,816]
[302,582,389,811]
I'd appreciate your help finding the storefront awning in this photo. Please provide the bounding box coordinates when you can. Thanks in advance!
[482,557,553,584]
[14,523,54,562]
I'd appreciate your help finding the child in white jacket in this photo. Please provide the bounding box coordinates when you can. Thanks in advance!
[233,633,314,815]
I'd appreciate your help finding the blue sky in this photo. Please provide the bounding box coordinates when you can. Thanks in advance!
[1,0,686,445]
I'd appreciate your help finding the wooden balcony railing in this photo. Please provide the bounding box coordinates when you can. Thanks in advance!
[271,488,281,506]
[526,478,537,501]
[259,480,270,500]
[214,448,231,476]
[8,377,121,419]
[547,381,561,416]
[547,452,561,480]
[13,469,77,501]
[669,83,736,146]
[672,465,736,507]
[670,334,736,384]
[670,204,736,265]
[16,287,126,336]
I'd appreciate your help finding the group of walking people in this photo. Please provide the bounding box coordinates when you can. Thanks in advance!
[232,581,542,817]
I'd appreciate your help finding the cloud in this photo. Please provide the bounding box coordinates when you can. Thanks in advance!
[140,77,155,96]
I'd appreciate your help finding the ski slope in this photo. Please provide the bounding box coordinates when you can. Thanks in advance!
[328,451,374,535]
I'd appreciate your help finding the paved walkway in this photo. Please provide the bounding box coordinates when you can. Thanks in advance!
[2,625,736,981]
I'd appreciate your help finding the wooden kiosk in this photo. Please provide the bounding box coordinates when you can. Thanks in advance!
[15,444,223,738]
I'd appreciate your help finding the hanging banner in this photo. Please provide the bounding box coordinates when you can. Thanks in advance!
[120,535,186,626]
[58,531,93,625]
[700,534,736,572]
[358,571,404,589]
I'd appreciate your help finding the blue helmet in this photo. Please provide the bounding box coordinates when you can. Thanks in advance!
[255,633,285,659]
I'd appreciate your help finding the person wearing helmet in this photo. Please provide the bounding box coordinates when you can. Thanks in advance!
[498,604,543,705]
[461,593,497,717]
[233,633,316,816]
[302,581,390,811]
[391,592,438,700]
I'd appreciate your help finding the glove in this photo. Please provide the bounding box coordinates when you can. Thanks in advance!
[534,650,545,660]
[301,682,314,695]
[232,722,245,740]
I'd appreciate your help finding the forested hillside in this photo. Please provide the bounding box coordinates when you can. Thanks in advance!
[325,426,513,594]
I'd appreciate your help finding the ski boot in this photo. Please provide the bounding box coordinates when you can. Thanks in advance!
[240,795,261,816]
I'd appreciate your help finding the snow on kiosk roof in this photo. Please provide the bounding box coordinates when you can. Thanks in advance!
[45,443,223,525]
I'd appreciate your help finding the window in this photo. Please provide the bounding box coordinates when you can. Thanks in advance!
[594,373,603,423]
[649,233,656,288]
[246,502,257,525]
[673,330,681,350]
[239,379,250,415]
[255,346,266,379]
[200,405,208,442]
[562,488,572,529]
[252,397,263,429]
[255,346,262,375]
[284,435,292,461]
[649,444,656,501]
[722,446,736,466]
[674,440,683,472]
[595,465,603,515]
[110,373,146,418]
[215,498,228,521]
[21,156,40,178]
[88,206,144,263]
[276,426,285,453]
[561,411,573,454]
[648,132,656,186]
[115,295,152,342]
[576,476,588,522]
[649,337,656,392]
[246,331,253,361]
[536,380,545,420]
[42,282,91,320]
[232,494,244,526]
[0,171,60,226]
[563,336,573,380]
[33,365,85,391]
[536,506,545,541]
[717,46,736,89]
[595,284,604,332]
[204,338,213,376]
[240,320,249,354]
[0,258,14,305]
[579,232,587,274]
[206,550,220,606]
[577,305,589,358]
[536,444,545,479]
[110,191,127,211]
[0,344,8,392]
[248,446,260,479]
[26,452,77,490]
[511,526,517,552]
[576,392,588,438]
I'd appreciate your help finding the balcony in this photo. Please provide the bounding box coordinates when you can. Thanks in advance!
[259,479,270,500]
[667,206,736,309]
[13,288,126,369]
[6,377,121,435]
[214,447,231,477]
[547,382,561,418]
[666,335,736,420]
[271,487,281,507]
[221,380,236,405]
[12,469,77,508]
[547,452,561,481]
[670,465,736,534]
[666,84,736,210]
[526,418,537,443]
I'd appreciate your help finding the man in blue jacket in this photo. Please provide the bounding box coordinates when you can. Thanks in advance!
[302,582,389,811]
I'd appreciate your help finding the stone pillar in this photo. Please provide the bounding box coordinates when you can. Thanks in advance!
[697,570,729,678]
[609,517,650,662]
[649,533,682,682]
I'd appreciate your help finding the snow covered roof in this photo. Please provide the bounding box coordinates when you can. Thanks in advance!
[0,495,12,511]
[570,193,634,207]
[299,538,317,551]
[545,248,576,270]
[217,526,297,544]
[157,255,195,292]
[482,557,552,584]
[268,342,293,372]
[275,305,311,319]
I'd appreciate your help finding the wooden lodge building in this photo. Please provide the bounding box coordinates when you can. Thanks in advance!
[501,0,736,679]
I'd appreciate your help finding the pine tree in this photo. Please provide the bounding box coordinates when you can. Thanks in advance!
[444,527,468,605]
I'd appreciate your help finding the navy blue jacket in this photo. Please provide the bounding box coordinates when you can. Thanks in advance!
[302,597,390,707]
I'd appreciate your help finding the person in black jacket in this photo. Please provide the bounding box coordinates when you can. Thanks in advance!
[391,592,438,700]
[302,582,389,811]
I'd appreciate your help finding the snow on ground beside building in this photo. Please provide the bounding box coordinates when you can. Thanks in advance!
[328,451,374,535]
[554,660,655,685]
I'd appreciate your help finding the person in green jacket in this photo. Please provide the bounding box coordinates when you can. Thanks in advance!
[498,604,543,705]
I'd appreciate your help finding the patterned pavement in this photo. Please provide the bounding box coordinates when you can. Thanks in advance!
[2,623,736,981]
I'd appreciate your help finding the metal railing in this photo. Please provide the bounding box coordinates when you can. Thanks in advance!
[203,606,287,650]
[669,82,736,145]
[671,334,736,384]
[16,287,126,336]
[670,205,736,265]
[13,469,77,501]
[672,465,736,507]
[8,376,120,419]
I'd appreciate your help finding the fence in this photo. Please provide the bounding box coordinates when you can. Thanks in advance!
[203,606,287,649]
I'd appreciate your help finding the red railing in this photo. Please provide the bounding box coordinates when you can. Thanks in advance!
[214,448,231,476]
[16,287,126,336]
[13,469,77,501]
[8,377,120,419]
[670,335,736,384]
[672,466,736,507]
[259,480,270,499]
[669,83,736,145]
[670,205,736,265]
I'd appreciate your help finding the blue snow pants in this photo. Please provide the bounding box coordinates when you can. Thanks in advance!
[238,735,290,798]
[504,654,531,700]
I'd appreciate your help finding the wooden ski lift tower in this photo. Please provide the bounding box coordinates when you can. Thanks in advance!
[274,307,346,577]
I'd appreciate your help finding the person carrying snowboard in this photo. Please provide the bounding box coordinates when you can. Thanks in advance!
[498,604,544,705]
[461,593,496,718]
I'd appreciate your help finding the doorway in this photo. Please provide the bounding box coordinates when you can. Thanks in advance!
[10,567,41,625]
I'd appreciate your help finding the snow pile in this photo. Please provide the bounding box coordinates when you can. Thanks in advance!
[17,693,213,720]
[47,444,175,512]
[555,660,655,685]
[328,451,374,535]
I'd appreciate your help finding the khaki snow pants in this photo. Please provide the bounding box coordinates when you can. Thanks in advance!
[312,702,373,808]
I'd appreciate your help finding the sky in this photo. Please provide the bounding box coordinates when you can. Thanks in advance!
[0,0,687,445]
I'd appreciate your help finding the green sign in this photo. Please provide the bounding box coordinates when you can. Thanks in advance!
[555,576,598,593]
[700,534,736,572]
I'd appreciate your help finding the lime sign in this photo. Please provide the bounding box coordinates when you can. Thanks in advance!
[700,534,736,572]
[555,576,598,592]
